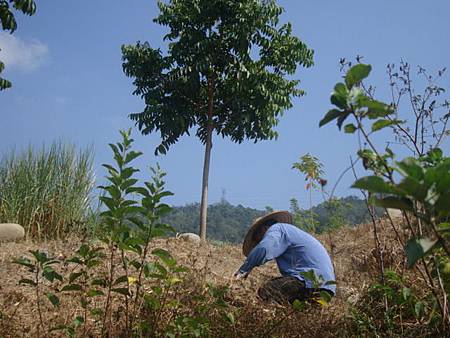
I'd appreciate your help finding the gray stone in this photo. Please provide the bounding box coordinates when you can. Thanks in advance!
[0,223,25,242]
[176,232,201,243]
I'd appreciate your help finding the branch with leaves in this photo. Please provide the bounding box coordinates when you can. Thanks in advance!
[0,0,37,90]
[320,63,450,325]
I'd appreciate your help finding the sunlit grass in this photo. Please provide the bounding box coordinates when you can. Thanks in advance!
[0,141,96,239]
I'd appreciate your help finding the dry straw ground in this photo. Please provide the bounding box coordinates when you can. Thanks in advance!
[0,221,405,337]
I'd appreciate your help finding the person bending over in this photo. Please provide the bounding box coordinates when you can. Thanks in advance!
[235,211,336,304]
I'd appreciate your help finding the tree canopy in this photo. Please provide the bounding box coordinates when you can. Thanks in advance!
[122,0,313,239]
[122,0,313,153]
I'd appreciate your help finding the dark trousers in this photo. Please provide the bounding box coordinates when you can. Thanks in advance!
[257,276,333,304]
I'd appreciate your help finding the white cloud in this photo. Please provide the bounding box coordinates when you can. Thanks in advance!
[0,32,49,71]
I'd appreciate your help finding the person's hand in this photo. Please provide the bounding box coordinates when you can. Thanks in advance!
[233,269,248,280]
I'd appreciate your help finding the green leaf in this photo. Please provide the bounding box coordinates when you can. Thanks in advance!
[374,196,413,211]
[371,119,403,132]
[360,98,393,119]
[126,187,148,196]
[352,176,395,194]
[19,278,37,286]
[87,289,104,297]
[77,244,90,257]
[172,266,189,273]
[414,301,425,318]
[437,223,450,236]
[73,316,84,327]
[345,64,372,88]
[91,278,107,287]
[405,237,439,268]
[124,151,143,164]
[61,284,82,292]
[435,192,450,217]
[30,250,48,263]
[13,257,35,270]
[102,164,118,175]
[319,109,343,127]
[318,290,332,304]
[69,272,84,283]
[90,308,103,316]
[46,292,60,307]
[402,287,411,301]
[344,123,357,133]
[86,259,102,269]
[397,177,428,201]
[143,294,161,310]
[120,178,139,191]
[152,248,176,267]
[336,111,351,130]
[114,275,129,285]
[330,83,348,109]
[292,299,305,311]
[42,266,63,282]
[112,288,130,296]
[396,158,424,180]
[225,312,235,325]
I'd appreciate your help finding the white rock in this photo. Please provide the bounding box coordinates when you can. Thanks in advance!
[176,232,201,243]
[0,223,25,242]
[386,208,403,220]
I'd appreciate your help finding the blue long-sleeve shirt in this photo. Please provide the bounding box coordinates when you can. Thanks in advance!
[239,223,336,294]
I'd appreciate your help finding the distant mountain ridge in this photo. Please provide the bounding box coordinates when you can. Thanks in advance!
[162,196,378,243]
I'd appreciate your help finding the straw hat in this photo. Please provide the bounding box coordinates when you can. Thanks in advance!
[242,211,293,257]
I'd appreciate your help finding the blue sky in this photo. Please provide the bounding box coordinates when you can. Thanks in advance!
[1,0,449,210]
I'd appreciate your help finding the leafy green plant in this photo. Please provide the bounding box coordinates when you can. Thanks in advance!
[299,269,335,306]
[138,249,191,335]
[14,250,63,337]
[292,153,326,232]
[52,244,106,337]
[96,129,179,336]
[320,62,449,326]
[351,270,441,336]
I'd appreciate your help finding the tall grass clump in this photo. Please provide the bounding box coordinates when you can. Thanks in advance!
[0,141,95,239]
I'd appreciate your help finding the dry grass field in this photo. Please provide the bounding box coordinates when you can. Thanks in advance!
[0,221,420,337]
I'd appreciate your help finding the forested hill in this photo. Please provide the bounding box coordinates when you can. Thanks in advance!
[163,196,379,243]
[162,202,265,243]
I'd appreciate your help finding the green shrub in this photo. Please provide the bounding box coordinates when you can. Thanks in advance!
[321,62,449,331]
[0,141,95,239]
[350,270,442,337]
[12,130,239,337]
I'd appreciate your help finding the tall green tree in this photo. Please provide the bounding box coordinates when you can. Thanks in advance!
[0,0,37,90]
[122,0,313,240]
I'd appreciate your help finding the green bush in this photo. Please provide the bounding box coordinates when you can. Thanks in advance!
[0,142,95,239]
[11,130,241,337]
[350,270,442,337]
[321,62,449,331]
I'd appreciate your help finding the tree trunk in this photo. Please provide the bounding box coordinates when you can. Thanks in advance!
[199,78,214,241]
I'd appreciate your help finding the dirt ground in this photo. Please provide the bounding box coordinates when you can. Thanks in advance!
[0,221,399,337]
